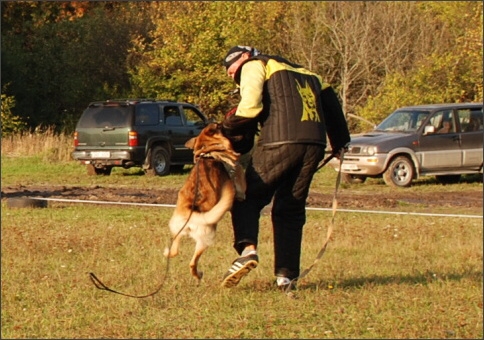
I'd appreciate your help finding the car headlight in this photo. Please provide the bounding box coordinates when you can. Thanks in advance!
[360,146,377,155]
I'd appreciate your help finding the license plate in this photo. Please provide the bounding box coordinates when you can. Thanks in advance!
[91,151,110,158]
[342,163,358,170]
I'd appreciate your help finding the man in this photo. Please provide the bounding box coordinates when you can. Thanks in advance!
[438,120,451,134]
[220,45,350,291]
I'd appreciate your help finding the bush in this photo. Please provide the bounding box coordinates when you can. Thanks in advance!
[1,89,27,136]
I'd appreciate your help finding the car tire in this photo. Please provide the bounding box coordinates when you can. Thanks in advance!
[435,175,461,185]
[341,173,367,184]
[7,197,47,209]
[383,156,414,187]
[86,164,112,176]
[145,146,170,176]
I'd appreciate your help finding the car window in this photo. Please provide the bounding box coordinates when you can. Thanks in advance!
[428,110,455,134]
[135,104,159,126]
[183,106,206,127]
[415,112,429,130]
[163,106,183,126]
[375,110,429,132]
[458,108,483,133]
[77,106,131,128]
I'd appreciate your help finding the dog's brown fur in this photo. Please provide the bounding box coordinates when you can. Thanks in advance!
[164,123,246,281]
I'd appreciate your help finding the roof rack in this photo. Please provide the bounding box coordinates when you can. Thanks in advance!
[87,98,189,108]
[106,98,156,103]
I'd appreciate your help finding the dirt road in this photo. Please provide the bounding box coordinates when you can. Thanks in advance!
[1,184,482,210]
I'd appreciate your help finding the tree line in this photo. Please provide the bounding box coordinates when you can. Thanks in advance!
[1,1,482,135]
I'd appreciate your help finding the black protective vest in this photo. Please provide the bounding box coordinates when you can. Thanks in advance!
[236,54,327,147]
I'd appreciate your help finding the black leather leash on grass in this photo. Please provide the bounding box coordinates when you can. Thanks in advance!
[284,149,345,296]
[89,159,203,299]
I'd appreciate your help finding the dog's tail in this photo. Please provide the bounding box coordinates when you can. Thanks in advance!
[189,180,235,225]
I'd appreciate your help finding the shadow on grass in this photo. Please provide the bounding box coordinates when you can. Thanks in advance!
[412,173,483,186]
[115,166,191,177]
[301,268,483,291]
[340,174,482,191]
[240,268,483,293]
[1,187,73,199]
[0,185,178,203]
[117,169,145,176]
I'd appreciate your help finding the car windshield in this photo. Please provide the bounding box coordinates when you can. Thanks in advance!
[375,110,430,132]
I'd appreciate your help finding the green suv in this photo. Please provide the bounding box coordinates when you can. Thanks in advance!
[71,99,209,176]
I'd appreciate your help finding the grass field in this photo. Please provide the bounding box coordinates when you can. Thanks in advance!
[1,133,483,338]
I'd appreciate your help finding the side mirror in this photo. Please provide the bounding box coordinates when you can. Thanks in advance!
[424,125,435,135]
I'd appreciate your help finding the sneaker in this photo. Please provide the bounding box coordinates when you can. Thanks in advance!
[221,254,259,288]
[277,277,297,294]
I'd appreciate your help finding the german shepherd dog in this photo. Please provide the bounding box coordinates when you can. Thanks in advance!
[164,123,246,282]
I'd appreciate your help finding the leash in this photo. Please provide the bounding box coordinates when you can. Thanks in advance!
[316,152,335,171]
[285,149,345,295]
[88,159,202,298]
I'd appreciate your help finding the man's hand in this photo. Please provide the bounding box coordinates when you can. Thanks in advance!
[221,113,258,154]
[332,145,349,159]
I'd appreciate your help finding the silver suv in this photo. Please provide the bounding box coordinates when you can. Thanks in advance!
[330,103,483,187]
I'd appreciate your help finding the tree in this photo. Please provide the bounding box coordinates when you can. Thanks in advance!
[127,1,287,118]
[1,84,26,136]
[283,1,452,129]
[1,1,481,133]
[357,1,483,129]
[1,1,153,132]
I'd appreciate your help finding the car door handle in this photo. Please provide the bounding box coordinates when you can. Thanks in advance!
[452,135,460,142]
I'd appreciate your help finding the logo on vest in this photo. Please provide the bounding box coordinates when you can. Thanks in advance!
[296,80,320,122]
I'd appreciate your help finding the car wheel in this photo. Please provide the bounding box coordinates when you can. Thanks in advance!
[341,173,367,184]
[435,175,461,185]
[86,164,112,176]
[145,146,170,176]
[383,156,414,187]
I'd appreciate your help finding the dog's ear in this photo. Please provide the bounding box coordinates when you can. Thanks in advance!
[205,123,219,136]
[205,122,222,137]
[185,137,196,149]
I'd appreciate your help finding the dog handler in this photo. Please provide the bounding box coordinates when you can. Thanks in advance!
[220,45,351,291]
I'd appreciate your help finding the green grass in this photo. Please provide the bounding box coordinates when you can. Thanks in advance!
[1,152,483,339]
[1,204,482,338]
[0,155,190,189]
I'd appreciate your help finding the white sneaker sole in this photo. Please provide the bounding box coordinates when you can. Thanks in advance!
[221,260,258,288]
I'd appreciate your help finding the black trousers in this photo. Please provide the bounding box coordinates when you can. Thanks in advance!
[231,143,325,280]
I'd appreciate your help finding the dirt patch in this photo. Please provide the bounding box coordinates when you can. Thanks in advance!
[307,191,483,209]
[1,184,482,210]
